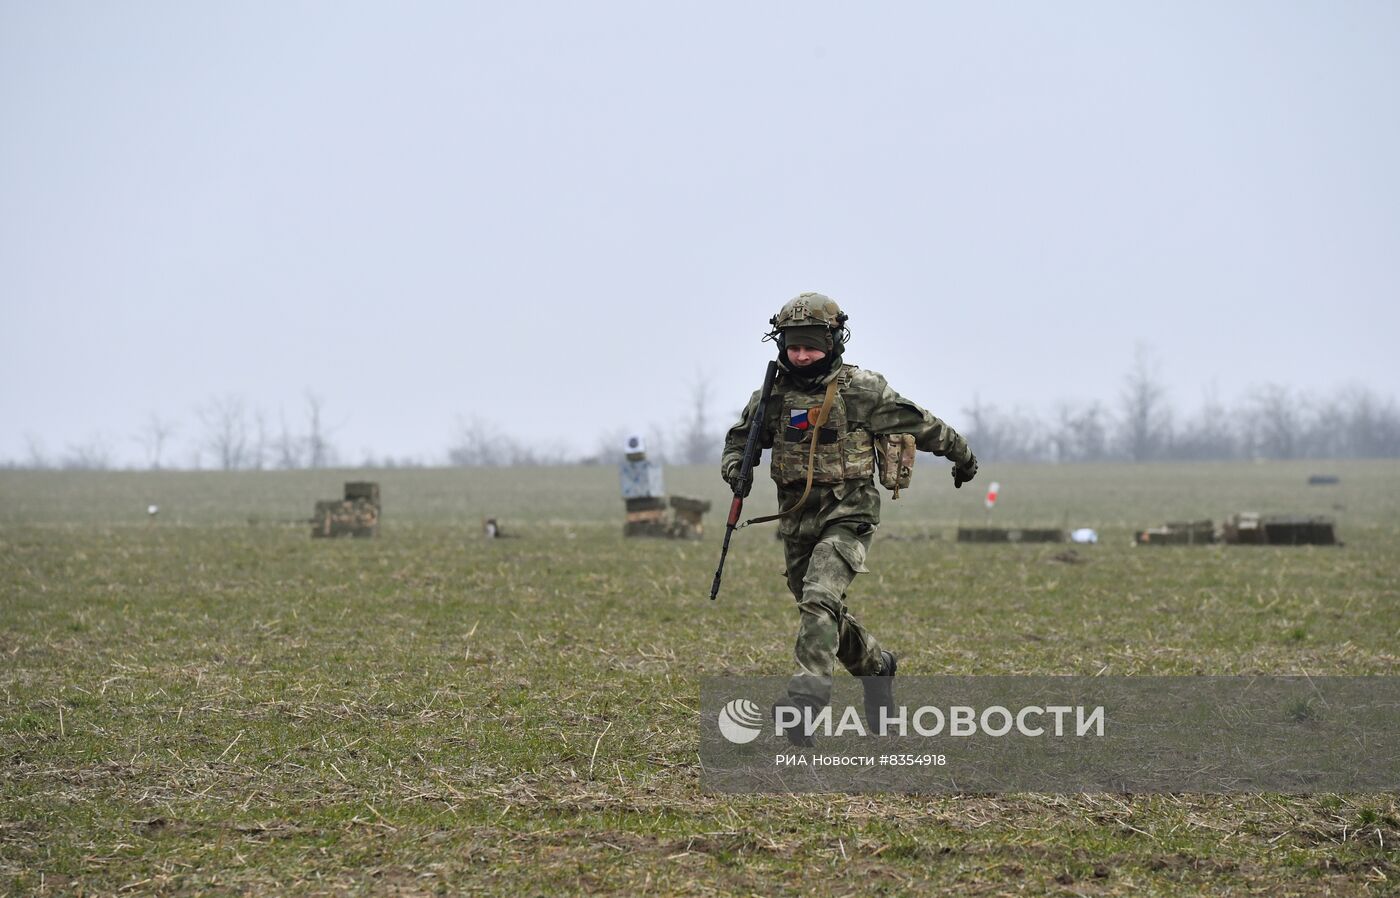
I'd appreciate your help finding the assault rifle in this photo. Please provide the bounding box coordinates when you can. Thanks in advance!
[709,360,779,601]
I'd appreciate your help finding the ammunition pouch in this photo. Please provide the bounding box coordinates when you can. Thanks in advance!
[874,433,916,499]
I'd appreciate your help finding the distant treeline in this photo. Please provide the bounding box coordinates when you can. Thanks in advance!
[14,393,347,472]
[9,366,1400,470]
[962,382,1400,463]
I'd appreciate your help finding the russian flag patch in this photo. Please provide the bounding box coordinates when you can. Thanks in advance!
[789,409,810,430]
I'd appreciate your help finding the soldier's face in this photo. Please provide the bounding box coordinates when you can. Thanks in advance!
[786,345,827,368]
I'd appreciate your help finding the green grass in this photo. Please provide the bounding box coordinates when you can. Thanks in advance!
[2,461,1398,895]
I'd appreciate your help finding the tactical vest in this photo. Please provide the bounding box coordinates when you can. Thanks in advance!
[769,366,876,486]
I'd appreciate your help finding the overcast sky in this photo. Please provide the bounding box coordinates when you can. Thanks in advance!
[3,2,1397,466]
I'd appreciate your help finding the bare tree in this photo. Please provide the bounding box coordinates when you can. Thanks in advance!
[1174,386,1237,461]
[24,434,50,469]
[1049,403,1075,463]
[273,409,302,469]
[135,412,178,470]
[1240,383,1301,460]
[961,397,1001,458]
[445,416,570,466]
[448,416,509,466]
[1331,385,1400,458]
[961,396,1043,461]
[246,410,269,470]
[199,394,248,470]
[678,371,721,465]
[61,433,114,470]
[1118,345,1171,462]
[1051,401,1110,462]
[305,392,333,468]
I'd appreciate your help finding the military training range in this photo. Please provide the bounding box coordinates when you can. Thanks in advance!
[7,5,1400,890]
[5,295,1397,897]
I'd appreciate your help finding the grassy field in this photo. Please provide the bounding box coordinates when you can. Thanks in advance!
[2,460,1398,896]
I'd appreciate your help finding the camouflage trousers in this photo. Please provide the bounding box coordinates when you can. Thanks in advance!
[781,519,886,709]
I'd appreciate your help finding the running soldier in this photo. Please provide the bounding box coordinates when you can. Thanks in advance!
[721,292,978,744]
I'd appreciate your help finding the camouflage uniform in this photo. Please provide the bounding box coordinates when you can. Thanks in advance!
[721,306,974,709]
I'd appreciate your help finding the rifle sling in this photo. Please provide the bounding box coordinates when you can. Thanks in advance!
[743,375,841,526]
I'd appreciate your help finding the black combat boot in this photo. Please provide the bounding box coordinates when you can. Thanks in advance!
[862,651,898,736]
[772,696,819,748]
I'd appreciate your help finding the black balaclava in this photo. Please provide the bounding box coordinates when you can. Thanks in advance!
[777,327,840,387]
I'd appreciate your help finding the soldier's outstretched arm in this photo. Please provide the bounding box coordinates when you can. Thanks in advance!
[865,374,975,468]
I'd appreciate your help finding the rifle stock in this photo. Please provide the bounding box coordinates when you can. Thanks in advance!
[710,360,779,600]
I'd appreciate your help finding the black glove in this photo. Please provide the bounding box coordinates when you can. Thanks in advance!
[952,453,978,489]
[723,465,752,498]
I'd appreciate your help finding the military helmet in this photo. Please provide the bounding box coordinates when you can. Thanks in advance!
[768,292,850,353]
[771,292,846,330]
